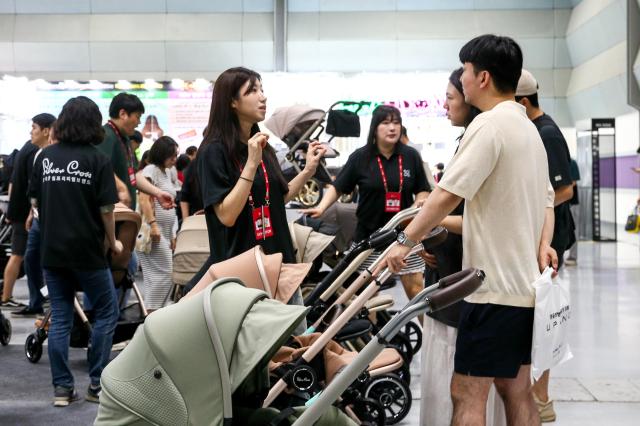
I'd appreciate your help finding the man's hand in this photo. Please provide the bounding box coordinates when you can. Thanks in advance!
[376,244,412,275]
[111,240,123,255]
[156,190,175,209]
[538,242,558,278]
[150,223,161,242]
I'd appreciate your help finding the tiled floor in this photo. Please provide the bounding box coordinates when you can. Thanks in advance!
[1,240,639,424]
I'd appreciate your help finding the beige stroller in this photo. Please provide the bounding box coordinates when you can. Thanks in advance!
[171,214,209,301]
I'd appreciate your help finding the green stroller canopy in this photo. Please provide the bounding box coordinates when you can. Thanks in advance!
[96,278,308,426]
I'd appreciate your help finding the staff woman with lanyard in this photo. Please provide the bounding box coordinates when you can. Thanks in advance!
[183,67,325,307]
[305,105,430,301]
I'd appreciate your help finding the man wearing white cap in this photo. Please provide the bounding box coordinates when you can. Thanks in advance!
[516,69,574,423]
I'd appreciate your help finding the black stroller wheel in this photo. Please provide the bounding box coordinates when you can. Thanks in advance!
[403,321,422,355]
[351,397,386,426]
[0,315,11,346]
[25,333,43,363]
[364,374,412,425]
[388,332,413,364]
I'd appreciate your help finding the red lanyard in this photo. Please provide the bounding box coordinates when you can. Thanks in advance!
[106,121,134,166]
[243,161,270,207]
[377,155,403,193]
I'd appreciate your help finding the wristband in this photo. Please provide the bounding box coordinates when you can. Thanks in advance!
[239,176,253,183]
[148,220,157,225]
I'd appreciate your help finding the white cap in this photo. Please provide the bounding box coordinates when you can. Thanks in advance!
[516,69,538,97]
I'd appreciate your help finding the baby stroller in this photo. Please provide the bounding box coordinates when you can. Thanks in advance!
[171,214,209,302]
[294,267,485,426]
[0,308,10,345]
[24,203,148,363]
[96,277,356,425]
[264,102,364,207]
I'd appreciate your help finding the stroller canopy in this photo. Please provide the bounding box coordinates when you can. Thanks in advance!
[264,105,325,141]
[173,214,210,286]
[97,278,308,426]
[187,246,311,304]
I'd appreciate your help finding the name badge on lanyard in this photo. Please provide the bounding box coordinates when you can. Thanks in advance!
[377,155,403,213]
[245,161,274,241]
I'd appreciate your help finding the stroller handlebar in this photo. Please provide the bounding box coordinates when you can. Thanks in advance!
[381,207,421,231]
[427,269,485,312]
[368,229,397,250]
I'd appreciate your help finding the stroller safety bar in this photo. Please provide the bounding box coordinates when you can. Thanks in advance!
[292,268,485,426]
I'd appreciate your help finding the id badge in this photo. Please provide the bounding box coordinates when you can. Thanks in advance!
[252,205,274,240]
[128,166,137,186]
[385,192,401,213]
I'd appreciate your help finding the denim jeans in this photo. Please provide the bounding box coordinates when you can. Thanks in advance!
[24,218,45,311]
[44,267,118,389]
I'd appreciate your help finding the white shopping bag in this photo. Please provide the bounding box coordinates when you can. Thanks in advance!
[531,267,573,380]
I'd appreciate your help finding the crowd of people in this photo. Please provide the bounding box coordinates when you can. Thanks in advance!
[0,33,579,425]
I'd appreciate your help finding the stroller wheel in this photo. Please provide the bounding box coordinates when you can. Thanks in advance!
[0,315,11,346]
[25,333,43,363]
[351,397,386,426]
[364,374,412,425]
[297,178,323,207]
[388,332,413,364]
[402,321,422,355]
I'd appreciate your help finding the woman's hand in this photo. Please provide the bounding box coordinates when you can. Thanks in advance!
[247,132,269,167]
[300,206,325,218]
[111,240,123,255]
[170,238,176,251]
[150,222,161,242]
[303,141,327,175]
[420,250,438,269]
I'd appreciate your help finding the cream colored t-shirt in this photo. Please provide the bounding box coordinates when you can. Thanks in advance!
[439,101,554,308]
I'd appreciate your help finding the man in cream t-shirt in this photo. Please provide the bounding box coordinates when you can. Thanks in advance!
[384,34,557,426]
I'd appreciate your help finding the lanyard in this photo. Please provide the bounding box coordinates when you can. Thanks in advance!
[376,154,403,193]
[242,161,270,207]
[106,121,134,166]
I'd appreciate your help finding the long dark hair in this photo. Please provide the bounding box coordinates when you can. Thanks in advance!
[365,105,402,162]
[148,136,178,168]
[449,68,481,129]
[200,67,287,190]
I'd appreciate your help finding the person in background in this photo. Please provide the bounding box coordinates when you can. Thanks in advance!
[175,154,190,184]
[516,69,574,423]
[136,137,180,312]
[2,113,55,310]
[185,145,197,161]
[305,105,430,303]
[29,96,122,407]
[565,158,580,266]
[179,148,203,219]
[97,93,174,211]
[129,130,143,163]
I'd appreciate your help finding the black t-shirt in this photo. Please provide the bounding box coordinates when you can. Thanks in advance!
[180,161,203,215]
[197,142,296,263]
[533,113,575,253]
[7,141,38,222]
[29,143,119,269]
[569,159,580,205]
[333,143,430,242]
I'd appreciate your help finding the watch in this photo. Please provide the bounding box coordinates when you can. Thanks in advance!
[397,231,417,248]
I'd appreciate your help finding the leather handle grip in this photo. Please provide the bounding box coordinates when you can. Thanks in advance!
[368,229,397,250]
[438,267,478,288]
[428,269,485,312]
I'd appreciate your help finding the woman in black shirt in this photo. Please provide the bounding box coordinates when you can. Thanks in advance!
[30,96,121,406]
[305,105,430,301]
[184,67,325,298]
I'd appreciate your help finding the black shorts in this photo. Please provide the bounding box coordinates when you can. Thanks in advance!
[454,301,534,378]
[10,222,28,256]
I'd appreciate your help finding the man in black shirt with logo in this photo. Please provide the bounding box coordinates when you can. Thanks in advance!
[1,113,55,310]
[516,69,574,423]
